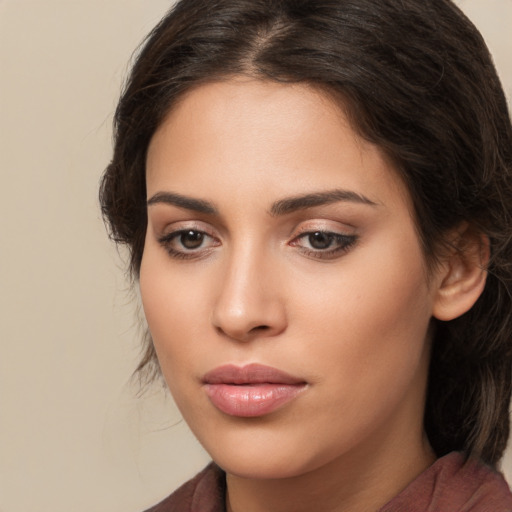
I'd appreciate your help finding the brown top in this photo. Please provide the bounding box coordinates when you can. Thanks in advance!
[144,452,512,512]
[379,452,512,512]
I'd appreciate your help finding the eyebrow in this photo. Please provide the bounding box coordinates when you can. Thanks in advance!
[147,191,218,215]
[147,188,378,216]
[270,189,378,216]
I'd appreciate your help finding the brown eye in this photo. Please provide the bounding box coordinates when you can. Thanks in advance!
[308,232,335,250]
[291,230,358,260]
[180,230,205,249]
[158,228,220,260]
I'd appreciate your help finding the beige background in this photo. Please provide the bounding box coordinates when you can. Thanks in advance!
[1,1,511,511]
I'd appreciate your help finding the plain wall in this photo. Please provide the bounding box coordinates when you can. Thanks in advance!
[1,1,511,511]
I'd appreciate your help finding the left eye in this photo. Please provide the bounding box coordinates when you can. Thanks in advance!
[292,231,357,258]
[303,232,338,250]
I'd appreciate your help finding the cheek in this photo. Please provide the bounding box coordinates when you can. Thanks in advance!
[139,247,209,382]
[291,233,432,400]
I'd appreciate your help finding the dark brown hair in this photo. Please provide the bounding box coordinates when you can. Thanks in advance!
[100,0,512,466]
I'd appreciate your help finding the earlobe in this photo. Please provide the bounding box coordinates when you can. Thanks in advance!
[432,225,490,322]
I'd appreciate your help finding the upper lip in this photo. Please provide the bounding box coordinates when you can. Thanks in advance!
[202,363,306,385]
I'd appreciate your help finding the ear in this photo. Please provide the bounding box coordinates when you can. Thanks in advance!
[432,224,489,322]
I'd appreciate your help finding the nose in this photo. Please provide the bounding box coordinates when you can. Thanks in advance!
[211,246,287,342]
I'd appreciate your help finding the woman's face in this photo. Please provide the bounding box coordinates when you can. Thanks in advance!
[141,79,439,480]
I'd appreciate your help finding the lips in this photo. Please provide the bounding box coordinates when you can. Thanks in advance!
[202,363,307,417]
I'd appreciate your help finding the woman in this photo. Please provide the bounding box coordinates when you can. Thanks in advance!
[100,0,512,510]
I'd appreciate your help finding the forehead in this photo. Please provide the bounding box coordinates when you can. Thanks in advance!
[146,78,410,211]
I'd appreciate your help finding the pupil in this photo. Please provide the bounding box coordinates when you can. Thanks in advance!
[181,230,204,249]
[309,232,333,249]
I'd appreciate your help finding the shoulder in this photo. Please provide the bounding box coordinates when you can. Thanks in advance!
[142,463,226,512]
[380,452,512,512]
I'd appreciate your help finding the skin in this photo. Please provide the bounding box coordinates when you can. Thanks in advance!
[141,79,455,512]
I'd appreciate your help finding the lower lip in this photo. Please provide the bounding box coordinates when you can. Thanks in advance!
[204,383,306,417]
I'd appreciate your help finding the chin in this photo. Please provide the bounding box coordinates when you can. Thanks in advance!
[215,454,310,480]
[201,436,330,481]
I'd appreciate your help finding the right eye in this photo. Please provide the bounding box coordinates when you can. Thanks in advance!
[158,229,220,259]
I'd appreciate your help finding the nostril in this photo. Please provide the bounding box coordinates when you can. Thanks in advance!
[250,325,270,332]
[214,323,270,342]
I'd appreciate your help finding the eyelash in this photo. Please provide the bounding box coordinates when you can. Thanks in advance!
[157,228,358,261]
[157,229,219,260]
[290,231,358,260]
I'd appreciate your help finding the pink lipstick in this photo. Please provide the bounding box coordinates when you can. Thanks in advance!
[202,364,307,417]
